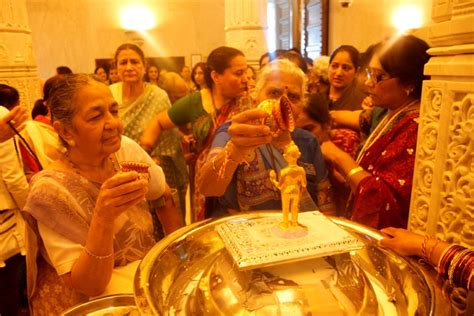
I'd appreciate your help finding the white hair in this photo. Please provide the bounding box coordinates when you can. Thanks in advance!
[312,55,330,83]
[255,59,307,97]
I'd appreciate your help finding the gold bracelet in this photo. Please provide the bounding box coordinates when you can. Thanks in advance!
[421,235,434,262]
[346,166,364,183]
[84,247,114,260]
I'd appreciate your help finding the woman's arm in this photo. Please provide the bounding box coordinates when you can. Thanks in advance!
[0,106,27,142]
[321,141,370,191]
[154,185,183,234]
[198,109,272,197]
[140,111,176,152]
[64,172,148,296]
[379,228,473,291]
[0,136,30,209]
[330,110,362,131]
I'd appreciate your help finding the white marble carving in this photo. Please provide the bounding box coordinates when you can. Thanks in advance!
[408,0,474,248]
[224,0,268,66]
[0,0,40,111]
[438,94,474,244]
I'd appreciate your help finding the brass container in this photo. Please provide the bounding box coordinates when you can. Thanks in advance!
[134,213,459,315]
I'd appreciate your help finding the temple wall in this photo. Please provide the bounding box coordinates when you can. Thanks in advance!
[0,0,41,111]
[409,0,474,247]
[25,0,225,80]
[328,0,433,52]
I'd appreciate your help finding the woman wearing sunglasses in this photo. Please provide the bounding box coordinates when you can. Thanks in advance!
[321,35,430,229]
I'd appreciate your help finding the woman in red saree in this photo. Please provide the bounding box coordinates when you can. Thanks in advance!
[321,35,430,229]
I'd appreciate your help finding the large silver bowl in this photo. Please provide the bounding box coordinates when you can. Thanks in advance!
[61,294,139,315]
[134,212,459,315]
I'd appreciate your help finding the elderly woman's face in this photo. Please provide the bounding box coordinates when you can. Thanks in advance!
[256,71,304,118]
[328,51,356,90]
[117,49,145,84]
[365,55,409,110]
[67,82,123,157]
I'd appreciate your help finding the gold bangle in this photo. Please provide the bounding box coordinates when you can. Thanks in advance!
[84,247,114,260]
[346,166,364,183]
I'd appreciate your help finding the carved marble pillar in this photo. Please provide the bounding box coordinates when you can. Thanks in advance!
[224,0,268,67]
[409,0,474,247]
[0,0,40,111]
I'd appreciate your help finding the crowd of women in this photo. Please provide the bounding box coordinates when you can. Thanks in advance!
[0,34,472,315]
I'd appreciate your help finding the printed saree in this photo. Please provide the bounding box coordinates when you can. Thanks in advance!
[349,102,420,229]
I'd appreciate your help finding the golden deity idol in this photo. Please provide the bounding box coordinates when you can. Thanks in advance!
[269,141,307,230]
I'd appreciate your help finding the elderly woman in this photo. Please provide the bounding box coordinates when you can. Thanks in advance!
[23,74,181,314]
[110,44,188,226]
[141,46,248,221]
[321,35,430,229]
[199,59,334,217]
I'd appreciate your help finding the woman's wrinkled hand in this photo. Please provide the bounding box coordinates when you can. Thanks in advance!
[0,106,27,142]
[94,171,149,221]
[378,227,423,257]
[228,109,272,155]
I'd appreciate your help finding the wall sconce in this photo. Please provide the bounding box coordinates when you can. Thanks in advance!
[124,30,145,47]
[392,5,423,34]
[339,0,353,8]
[120,5,156,46]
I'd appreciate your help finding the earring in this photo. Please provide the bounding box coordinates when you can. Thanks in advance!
[67,139,75,147]
[405,88,414,96]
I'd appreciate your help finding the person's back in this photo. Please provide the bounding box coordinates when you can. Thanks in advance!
[0,106,29,316]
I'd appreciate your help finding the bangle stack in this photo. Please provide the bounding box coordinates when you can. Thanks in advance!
[345,166,364,183]
[437,244,473,289]
[84,247,114,260]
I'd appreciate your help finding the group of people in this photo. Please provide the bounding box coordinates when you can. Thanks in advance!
[0,33,472,315]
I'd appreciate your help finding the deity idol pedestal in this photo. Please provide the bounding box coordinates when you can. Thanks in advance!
[133,212,464,315]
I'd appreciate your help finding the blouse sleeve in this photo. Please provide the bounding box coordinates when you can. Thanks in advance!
[0,137,29,210]
[207,121,232,160]
[167,92,200,126]
[351,117,418,229]
[37,221,83,275]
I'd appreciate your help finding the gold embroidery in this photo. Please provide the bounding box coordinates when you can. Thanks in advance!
[407,148,414,155]
[398,179,406,186]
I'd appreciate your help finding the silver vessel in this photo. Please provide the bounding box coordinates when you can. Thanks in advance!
[134,212,465,315]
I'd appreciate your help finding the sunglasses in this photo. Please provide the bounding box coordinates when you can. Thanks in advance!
[366,68,392,84]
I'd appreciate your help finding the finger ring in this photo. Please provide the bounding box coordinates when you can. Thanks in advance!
[9,119,16,125]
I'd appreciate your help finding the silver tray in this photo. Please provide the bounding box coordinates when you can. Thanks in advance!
[61,294,139,316]
[134,212,460,315]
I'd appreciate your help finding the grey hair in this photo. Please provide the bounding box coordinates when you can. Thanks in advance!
[312,55,330,83]
[158,72,188,95]
[255,59,307,97]
[49,74,100,126]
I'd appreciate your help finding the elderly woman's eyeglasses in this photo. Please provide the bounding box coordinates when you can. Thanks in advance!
[366,68,391,84]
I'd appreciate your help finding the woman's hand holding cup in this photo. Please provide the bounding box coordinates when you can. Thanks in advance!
[94,171,149,221]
